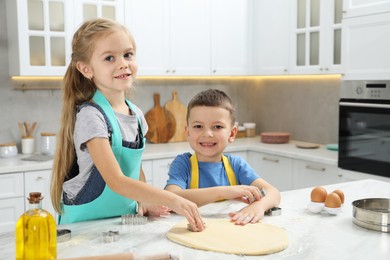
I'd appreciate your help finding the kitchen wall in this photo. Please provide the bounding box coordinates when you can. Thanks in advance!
[0,1,340,150]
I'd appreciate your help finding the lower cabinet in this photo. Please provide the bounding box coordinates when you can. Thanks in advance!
[292,160,341,189]
[24,170,56,220]
[247,151,293,191]
[0,170,57,234]
[0,172,24,233]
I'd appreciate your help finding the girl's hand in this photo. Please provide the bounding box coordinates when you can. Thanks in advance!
[138,203,171,217]
[169,196,205,232]
[228,202,266,225]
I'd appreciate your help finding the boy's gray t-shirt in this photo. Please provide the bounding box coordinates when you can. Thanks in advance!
[63,104,148,200]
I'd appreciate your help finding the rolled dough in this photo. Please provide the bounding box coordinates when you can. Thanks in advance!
[166,218,288,255]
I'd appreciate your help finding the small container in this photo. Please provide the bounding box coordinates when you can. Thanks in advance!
[0,142,18,158]
[307,202,324,213]
[40,132,56,155]
[21,138,35,154]
[243,122,256,137]
[324,206,341,215]
[236,126,246,138]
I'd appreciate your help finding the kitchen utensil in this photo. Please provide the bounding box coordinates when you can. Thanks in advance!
[57,229,71,243]
[0,142,18,158]
[145,93,176,143]
[260,132,290,144]
[164,90,187,142]
[352,198,390,232]
[121,214,147,225]
[296,142,320,149]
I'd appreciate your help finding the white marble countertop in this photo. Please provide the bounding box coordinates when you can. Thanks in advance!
[1,179,389,260]
[0,138,338,174]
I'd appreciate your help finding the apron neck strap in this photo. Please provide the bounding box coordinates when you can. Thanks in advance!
[189,154,237,189]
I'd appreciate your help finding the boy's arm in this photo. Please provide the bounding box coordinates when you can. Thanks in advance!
[165,184,261,207]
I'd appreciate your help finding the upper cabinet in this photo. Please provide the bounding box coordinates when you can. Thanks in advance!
[252,0,291,75]
[290,0,343,74]
[342,11,390,80]
[210,0,250,76]
[73,0,125,28]
[342,0,390,18]
[6,0,124,77]
[6,0,74,76]
[126,0,249,76]
[114,0,210,76]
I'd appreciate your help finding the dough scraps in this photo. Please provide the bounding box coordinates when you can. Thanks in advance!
[166,218,288,255]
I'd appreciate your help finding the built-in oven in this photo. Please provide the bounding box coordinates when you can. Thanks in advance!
[339,80,390,178]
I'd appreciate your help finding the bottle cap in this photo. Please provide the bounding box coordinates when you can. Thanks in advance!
[28,192,43,203]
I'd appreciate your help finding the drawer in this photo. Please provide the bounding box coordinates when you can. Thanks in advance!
[0,172,24,199]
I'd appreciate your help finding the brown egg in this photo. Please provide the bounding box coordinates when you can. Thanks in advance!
[310,186,327,203]
[332,189,345,204]
[324,193,342,208]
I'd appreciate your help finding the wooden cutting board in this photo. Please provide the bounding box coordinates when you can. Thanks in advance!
[145,93,176,143]
[164,90,187,142]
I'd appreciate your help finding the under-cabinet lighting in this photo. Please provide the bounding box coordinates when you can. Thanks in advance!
[11,74,341,81]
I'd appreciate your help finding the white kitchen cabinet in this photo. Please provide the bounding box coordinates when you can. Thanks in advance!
[6,0,74,76]
[247,151,293,191]
[142,160,153,185]
[24,170,56,220]
[0,172,24,233]
[252,0,291,75]
[73,0,124,29]
[290,0,343,74]
[338,168,390,183]
[125,0,210,76]
[342,12,390,80]
[152,158,174,189]
[211,0,250,75]
[342,0,390,18]
[293,159,341,189]
[126,0,251,76]
[6,0,125,77]
[228,151,247,161]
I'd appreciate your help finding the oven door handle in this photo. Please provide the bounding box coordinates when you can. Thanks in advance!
[340,102,390,109]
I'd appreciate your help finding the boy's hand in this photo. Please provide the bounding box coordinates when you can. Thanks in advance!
[229,201,266,225]
[222,185,261,203]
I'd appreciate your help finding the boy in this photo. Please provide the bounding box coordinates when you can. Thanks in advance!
[165,89,281,225]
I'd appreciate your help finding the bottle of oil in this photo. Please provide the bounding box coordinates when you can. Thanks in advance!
[15,192,57,260]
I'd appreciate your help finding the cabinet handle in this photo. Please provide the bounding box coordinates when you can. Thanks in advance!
[35,176,43,181]
[306,165,325,172]
[172,70,176,73]
[166,70,170,73]
[262,157,279,163]
[213,69,216,73]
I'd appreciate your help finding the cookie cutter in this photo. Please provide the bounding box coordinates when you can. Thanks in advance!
[265,207,282,216]
[121,214,148,225]
[102,230,120,243]
[57,229,71,243]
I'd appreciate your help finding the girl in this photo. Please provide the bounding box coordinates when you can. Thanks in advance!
[50,18,204,231]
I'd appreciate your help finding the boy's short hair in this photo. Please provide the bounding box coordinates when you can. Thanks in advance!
[187,89,236,125]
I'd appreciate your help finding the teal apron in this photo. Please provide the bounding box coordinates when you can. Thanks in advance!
[59,90,144,224]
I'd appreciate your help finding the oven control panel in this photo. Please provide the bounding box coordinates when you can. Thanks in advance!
[341,80,390,100]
